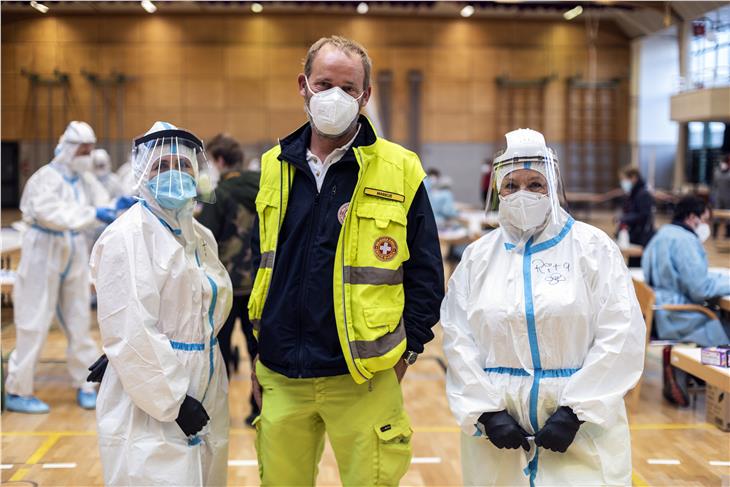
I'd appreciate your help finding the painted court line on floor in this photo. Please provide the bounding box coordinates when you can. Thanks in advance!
[42,463,77,469]
[0,464,13,470]
[228,459,258,467]
[647,459,681,465]
[709,460,730,467]
[0,422,716,437]
[8,433,61,482]
[411,457,442,464]
[631,470,649,487]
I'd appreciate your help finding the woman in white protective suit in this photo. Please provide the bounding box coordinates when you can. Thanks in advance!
[87,121,232,486]
[5,121,113,414]
[441,128,646,487]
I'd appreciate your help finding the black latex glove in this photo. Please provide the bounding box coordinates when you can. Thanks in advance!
[478,410,530,451]
[87,354,109,383]
[534,406,582,453]
[176,395,210,437]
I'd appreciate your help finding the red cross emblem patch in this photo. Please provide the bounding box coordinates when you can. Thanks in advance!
[373,236,398,262]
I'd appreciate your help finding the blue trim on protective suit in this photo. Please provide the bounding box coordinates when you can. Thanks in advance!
[483,366,530,376]
[54,226,78,333]
[521,216,575,487]
[186,275,218,448]
[205,275,217,387]
[528,217,574,254]
[31,223,79,237]
[170,340,205,351]
[484,367,579,379]
[141,200,182,236]
[49,163,79,185]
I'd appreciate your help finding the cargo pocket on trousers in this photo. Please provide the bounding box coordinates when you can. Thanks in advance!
[374,414,413,486]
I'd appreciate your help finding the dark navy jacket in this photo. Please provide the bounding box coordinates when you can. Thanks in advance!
[251,117,444,378]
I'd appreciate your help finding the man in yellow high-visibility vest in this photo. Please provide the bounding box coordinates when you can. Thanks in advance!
[248,36,444,486]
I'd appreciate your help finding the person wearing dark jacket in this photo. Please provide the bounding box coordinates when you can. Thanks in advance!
[248,36,444,486]
[619,166,655,267]
[196,133,261,425]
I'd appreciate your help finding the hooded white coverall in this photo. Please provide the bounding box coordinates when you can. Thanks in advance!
[90,122,233,486]
[92,148,125,199]
[6,121,108,397]
[442,209,646,486]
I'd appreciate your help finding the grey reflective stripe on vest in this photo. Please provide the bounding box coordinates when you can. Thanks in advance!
[259,251,276,269]
[343,266,403,285]
[349,318,406,359]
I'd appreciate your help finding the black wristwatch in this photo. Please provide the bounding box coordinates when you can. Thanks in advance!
[403,351,418,366]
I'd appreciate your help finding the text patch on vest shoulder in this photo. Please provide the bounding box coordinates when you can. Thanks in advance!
[364,187,406,203]
[373,236,398,262]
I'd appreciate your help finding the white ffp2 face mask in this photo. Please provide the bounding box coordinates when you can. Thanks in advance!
[498,191,552,231]
[305,78,363,137]
[70,154,92,174]
[695,222,711,243]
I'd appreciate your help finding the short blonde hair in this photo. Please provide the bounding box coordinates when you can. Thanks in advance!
[304,36,372,91]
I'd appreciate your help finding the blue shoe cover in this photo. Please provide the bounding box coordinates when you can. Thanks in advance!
[77,389,97,410]
[6,394,50,414]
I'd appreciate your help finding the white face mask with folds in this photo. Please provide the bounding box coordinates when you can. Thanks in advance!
[69,154,92,174]
[695,222,711,243]
[305,78,364,137]
[498,190,552,231]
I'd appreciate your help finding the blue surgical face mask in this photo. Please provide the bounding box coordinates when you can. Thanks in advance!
[147,170,197,209]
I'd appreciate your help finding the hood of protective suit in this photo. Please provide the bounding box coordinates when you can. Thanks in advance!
[492,129,564,248]
[51,121,97,176]
[92,148,113,178]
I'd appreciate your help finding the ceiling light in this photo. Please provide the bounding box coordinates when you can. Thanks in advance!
[357,2,369,15]
[30,1,49,13]
[460,4,475,18]
[563,5,583,20]
[140,0,157,13]
[251,2,263,13]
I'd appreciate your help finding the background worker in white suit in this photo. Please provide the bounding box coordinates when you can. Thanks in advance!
[5,121,113,414]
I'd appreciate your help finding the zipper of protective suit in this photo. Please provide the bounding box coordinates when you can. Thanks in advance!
[141,204,216,446]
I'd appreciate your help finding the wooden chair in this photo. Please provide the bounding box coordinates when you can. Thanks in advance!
[628,279,655,408]
[628,279,718,407]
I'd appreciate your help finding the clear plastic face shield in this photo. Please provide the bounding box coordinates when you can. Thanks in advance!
[484,129,566,229]
[132,128,216,205]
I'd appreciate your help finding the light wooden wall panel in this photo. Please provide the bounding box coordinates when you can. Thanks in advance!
[1,12,631,148]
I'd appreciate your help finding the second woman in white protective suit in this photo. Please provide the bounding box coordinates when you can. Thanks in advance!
[441,129,645,486]
[87,121,232,486]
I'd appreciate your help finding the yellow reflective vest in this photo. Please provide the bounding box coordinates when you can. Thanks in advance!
[248,126,426,383]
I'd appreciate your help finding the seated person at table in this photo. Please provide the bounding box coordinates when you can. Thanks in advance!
[425,168,459,229]
[642,195,730,346]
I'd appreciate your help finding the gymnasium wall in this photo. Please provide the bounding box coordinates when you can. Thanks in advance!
[1,12,632,202]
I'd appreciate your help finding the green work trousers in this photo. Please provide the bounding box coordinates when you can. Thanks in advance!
[254,361,413,486]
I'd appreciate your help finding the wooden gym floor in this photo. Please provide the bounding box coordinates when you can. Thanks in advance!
[2,209,729,486]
